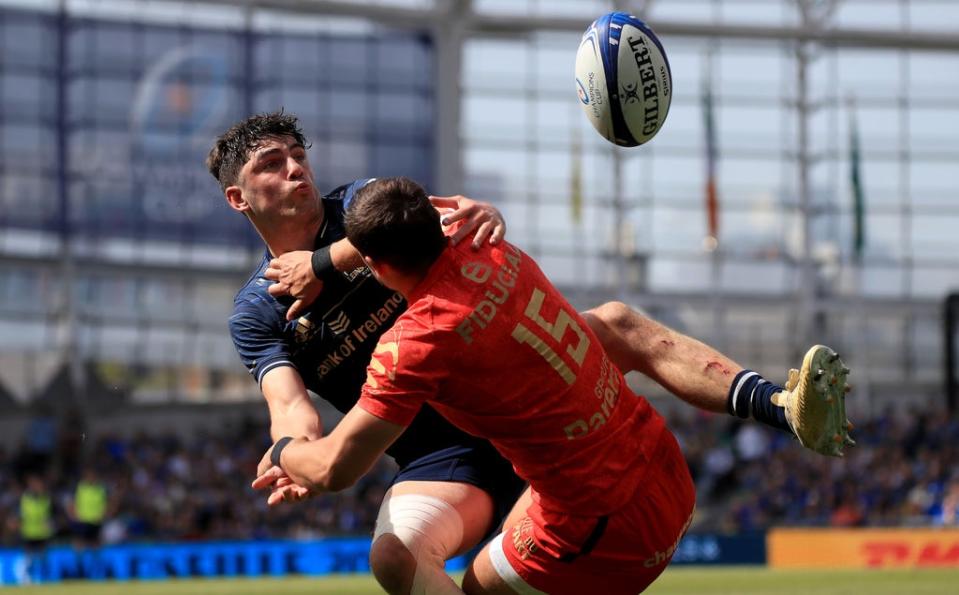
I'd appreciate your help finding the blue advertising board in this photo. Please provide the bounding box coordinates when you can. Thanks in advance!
[0,539,438,585]
[670,533,766,566]
[0,533,764,586]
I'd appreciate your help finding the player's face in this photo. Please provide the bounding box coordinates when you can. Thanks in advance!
[231,135,320,224]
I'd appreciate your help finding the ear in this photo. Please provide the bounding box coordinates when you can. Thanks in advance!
[364,256,395,286]
[224,185,250,214]
[363,255,381,275]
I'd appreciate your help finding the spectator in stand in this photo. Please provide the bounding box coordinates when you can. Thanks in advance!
[1,407,958,544]
[935,479,959,526]
[69,467,110,548]
[17,473,55,584]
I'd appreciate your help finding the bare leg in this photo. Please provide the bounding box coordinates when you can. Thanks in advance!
[462,538,522,595]
[583,302,854,456]
[370,480,494,595]
[582,301,742,413]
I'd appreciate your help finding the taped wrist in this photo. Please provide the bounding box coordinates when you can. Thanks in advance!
[311,245,337,281]
[270,436,295,469]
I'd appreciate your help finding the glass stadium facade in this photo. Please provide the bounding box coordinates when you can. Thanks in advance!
[0,0,957,416]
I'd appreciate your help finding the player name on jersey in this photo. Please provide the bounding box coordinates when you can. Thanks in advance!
[564,353,622,441]
[454,244,523,345]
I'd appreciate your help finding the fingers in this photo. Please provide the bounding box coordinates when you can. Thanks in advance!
[430,196,504,247]
[428,195,464,210]
[489,221,505,245]
[267,487,298,507]
[265,263,290,297]
[267,283,289,297]
[267,484,310,507]
[471,220,494,249]
[453,214,505,249]
[251,466,284,490]
[256,459,273,477]
[254,465,312,507]
[448,216,478,245]
[286,299,305,321]
[440,206,472,226]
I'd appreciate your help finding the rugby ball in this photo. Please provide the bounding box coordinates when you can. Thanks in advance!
[575,12,672,147]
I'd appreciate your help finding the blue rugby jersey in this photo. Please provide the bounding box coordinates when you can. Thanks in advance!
[229,179,483,467]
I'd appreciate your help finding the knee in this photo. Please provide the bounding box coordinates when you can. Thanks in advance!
[585,302,664,373]
[370,534,417,595]
[588,301,637,332]
[586,301,654,345]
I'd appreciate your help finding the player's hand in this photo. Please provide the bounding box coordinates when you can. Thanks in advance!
[429,195,505,249]
[255,439,306,480]
[252,466,312,507]
[265,250,324,321]
[256,447,276,478]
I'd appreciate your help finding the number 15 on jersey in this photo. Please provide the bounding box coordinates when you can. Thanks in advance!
[511,288,591,385]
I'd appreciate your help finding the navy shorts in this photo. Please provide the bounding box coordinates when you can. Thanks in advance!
[391,440,527,539]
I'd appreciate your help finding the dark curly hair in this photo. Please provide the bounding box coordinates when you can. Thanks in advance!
[206,110,310,191]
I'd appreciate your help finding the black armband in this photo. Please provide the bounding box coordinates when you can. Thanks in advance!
[270,436,295,468]
[311,245,338,281]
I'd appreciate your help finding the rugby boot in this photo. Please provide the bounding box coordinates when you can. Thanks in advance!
[773,345,855,457]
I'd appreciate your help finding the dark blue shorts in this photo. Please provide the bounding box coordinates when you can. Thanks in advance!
[391,440,527,539]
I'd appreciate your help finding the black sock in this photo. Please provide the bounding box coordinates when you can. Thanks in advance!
[726,370,791,434]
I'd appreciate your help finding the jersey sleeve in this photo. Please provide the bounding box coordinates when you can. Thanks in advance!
[324,178,375,210]
[357,312,446,427]
[229,297,295,386]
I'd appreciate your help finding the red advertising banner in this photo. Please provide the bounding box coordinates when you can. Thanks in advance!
[768,528,959,569]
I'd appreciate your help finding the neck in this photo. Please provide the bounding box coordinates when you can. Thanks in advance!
[392,270,428,301]
[258,209,324,257]
[373,261,429,301]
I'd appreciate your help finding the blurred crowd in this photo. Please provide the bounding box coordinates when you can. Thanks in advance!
[2,407,958,547]
[672,407,959,532]
[0,417,396,547]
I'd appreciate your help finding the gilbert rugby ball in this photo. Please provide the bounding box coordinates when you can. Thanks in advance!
[575,12,672,147]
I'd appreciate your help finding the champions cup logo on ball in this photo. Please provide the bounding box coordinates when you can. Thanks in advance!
[575,12,672,147]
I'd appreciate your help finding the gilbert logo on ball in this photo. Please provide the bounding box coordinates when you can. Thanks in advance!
[575,12,672,147]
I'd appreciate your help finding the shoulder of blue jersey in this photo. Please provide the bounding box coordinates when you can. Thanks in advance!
[233,254,273,307]
[325,178,376,208]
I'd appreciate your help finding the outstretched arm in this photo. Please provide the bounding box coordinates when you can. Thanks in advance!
[260,367,324,443]
[254,367,324,506]
[253,406,405,500]
[266,196,506,320]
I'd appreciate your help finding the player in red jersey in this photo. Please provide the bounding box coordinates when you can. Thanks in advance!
[254,177,851,594]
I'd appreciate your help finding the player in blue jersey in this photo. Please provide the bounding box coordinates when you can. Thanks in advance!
[209,112,852,595]
[208,112,526,594]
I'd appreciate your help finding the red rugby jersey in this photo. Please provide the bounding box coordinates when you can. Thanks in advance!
[358,239,667,515]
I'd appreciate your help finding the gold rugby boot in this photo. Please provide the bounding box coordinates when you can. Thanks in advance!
[774,345,855,457]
